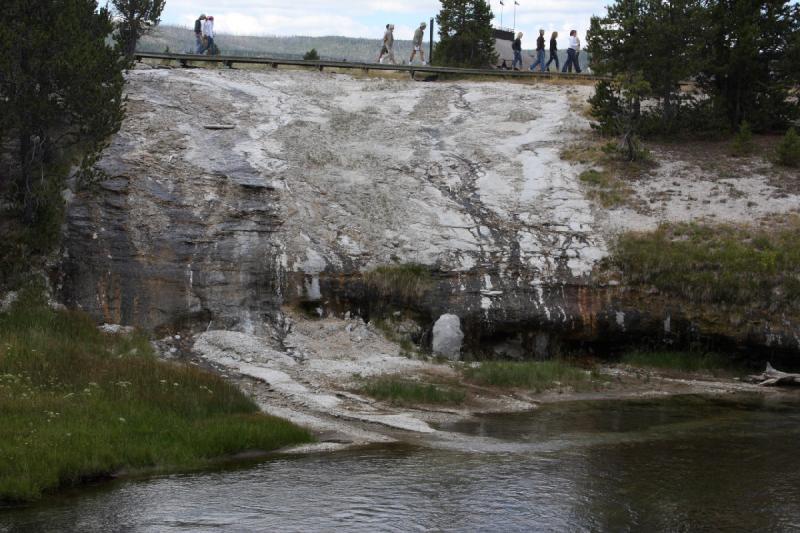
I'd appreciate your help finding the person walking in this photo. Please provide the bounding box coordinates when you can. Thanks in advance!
[194,14,207,54]
[409,22,427,64]
[561,30,581,73]
[512,32,523,70]
[529,29,546,72]
[378,24,396,64]
[202,16,215,55]
[545,31,559,71]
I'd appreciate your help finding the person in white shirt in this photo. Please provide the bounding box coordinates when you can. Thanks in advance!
[561,30,582,73]
[202,16,215,55]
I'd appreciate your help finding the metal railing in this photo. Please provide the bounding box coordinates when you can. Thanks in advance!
[133,52,602,81]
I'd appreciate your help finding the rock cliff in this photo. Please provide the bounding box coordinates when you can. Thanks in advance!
[60,67,800,357]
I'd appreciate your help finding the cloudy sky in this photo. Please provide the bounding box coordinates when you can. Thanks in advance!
[162,0,606,46]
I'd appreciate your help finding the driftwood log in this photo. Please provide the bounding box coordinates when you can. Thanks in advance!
[748,363,800,386]
[203,124,236,130]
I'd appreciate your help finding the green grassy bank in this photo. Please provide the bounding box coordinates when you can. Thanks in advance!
[613,219,800,314]
[464,360,601,393]
[0,302,313,503]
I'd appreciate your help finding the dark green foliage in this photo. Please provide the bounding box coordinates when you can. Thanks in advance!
[111,0,166,61]
[775,128,800,167]
[588,0,800,135]
[588,81,622,137]
[621,350,737,374]
[588,73,652,162]
[730,121,755,156]
[433,0,497,67]
[303,48,320,60]
[0,0,126,281]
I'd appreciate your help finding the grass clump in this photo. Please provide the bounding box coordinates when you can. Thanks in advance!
[579,168,631,208]
[0,303,313,502]
[361,378,466,406]
[363,263,435,301]
[464,360,594,393]
[613,220,800,314]
[775,128,800,167]
[621,350,735,373]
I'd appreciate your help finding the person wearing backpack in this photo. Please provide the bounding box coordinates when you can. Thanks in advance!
[529,29,546,72]
[194,14,206,54]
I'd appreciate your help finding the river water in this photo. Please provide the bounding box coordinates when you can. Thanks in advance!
[2,394,800,532]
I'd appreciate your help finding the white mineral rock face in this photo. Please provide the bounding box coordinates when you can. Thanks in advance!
[432,314,464,361]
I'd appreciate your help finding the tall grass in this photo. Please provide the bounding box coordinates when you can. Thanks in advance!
[0,303,313,502]
[363,263,435,301]
[464,361,594,392]
[613,219,800,314]
[361,378,466,406]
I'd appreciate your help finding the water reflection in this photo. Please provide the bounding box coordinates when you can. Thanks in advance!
[2,395,800,532]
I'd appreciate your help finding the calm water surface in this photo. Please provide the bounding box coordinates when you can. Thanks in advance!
[2,394,800,532]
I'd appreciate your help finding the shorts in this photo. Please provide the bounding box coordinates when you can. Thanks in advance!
[380,46,388,54]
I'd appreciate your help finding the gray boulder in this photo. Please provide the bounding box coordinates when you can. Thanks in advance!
[432,314,463,361]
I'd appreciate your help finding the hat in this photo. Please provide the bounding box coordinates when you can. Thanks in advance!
[200,14,206,19]
[208,16,214,20]
[421,22,427,28]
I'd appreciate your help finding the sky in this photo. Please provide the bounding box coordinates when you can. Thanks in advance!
[162,0,606,47]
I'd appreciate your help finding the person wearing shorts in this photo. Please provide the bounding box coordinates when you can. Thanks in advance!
[409,22,427,64]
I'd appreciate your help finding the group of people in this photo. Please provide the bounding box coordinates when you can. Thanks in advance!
[377,22,428,65]
[511,29,582,73]
[193,14,216,55]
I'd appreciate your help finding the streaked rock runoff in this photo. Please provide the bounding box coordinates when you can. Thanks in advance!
[60,67,800,355]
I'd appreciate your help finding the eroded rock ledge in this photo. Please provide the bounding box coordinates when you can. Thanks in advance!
[60,67,800,359]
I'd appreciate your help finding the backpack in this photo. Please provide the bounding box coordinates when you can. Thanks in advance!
[194,19,202,33]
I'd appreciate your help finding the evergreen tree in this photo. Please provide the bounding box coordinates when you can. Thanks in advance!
[587,0,702,126]
[433,0,497,67]
[697,0,799,130]
[0,0,125,231]
[112,0,166,61]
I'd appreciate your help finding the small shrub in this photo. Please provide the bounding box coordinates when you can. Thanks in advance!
[303,48,320,61]
[730,121,754,156]
[775,128,800,167]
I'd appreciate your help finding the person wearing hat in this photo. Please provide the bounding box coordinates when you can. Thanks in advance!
[409,22,427,65]
[194,14,207,54]
[202,15,216,55]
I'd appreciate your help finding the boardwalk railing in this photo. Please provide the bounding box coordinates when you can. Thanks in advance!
[133,52,601,81]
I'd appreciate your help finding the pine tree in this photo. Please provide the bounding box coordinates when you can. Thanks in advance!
[433,0,497,68]
[0,0,125,233]
[587,0,702,126]
[697,0,798,130]
[112,0,166,61]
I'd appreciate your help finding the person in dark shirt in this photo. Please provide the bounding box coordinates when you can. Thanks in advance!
[194,14,206,54]
[512,32,523,70]
[529,29,546,72]
[546,31,559,71]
